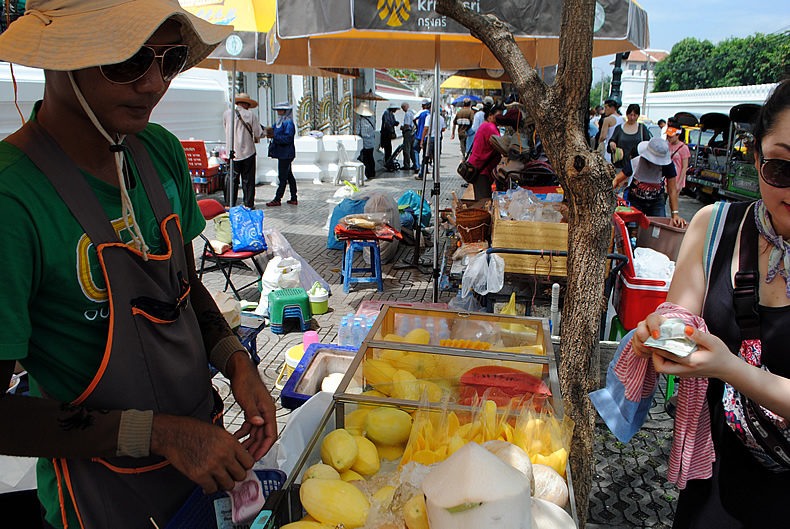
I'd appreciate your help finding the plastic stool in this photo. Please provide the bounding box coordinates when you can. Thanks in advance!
[341,240,383,294]
[269,289,312,334]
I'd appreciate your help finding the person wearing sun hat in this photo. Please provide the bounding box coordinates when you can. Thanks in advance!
[0,1,277,527]
[266,100,297,206]
[224,92,264,208]
[355,101,378,181]
[612,136,686,226]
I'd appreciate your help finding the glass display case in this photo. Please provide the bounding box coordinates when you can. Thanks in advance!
[335,306,562,417]
[260,307,578,528]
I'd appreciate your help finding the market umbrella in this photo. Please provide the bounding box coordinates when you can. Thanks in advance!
[445,76,501,91]
[450,94,483,106]
[272,0,649,300]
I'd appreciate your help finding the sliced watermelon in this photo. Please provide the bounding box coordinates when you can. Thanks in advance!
[460,366,551,397]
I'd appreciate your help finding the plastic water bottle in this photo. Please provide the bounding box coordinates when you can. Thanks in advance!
[438,320,450,344]
[397,315,411,337]
[550,283,561,336]
[339,316,349,346]
[352,318,364,348]
[425,318,436,345]
[413,316,423,332]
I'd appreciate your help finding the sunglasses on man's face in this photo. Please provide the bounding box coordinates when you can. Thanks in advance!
[100,45,189,85]
[759,157,790,188]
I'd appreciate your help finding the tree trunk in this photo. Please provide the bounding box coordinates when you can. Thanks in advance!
[435,1,617,526]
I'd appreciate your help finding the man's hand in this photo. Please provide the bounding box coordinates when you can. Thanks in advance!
[150,414,253,494]
[226,352,278,461]
[670,213,687,228]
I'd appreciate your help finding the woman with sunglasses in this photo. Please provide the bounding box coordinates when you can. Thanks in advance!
[609,80,790,528]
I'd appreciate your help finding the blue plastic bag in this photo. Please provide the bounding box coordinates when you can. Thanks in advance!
[397,190,431,227]
[229,206,267,252]
[327,198,368,250]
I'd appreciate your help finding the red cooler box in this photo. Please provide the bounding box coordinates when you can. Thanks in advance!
[612,213,670,330]
[180,140,221,194]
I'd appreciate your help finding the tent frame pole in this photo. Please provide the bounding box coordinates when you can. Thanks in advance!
[431,35,441,303]
[227,62,238,208]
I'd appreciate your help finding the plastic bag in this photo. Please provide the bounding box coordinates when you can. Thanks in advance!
[513,397,575,478]
[276,257,301,289]
[275,392,334,477]
[461,251,488,297]
[229,206,266,252]
[213,212,232,244]
[364,193,402,264]
[397,189,431,227]
[448,292,484,313]
[498,292,531,334]
[633,247,675,280]
[327,198,368,249]
[265,228,330,295]
[487,253,505,294]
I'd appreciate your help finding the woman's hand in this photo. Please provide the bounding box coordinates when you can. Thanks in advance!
[651,325,738,380]
[631,313,666,358]
[670,213,687,228]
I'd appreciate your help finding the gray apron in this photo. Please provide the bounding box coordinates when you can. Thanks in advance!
[9,122,215,528]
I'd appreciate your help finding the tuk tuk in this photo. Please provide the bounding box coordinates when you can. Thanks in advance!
[719,103,762,200]
[686,111,730,200]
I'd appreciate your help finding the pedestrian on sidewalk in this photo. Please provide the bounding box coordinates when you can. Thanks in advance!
[412,98,431,175]
[380,104,399,171]
[451,98,474,160]
[467,101,504,198]
[400,102,415,170]
[267,101,297,206]
[355,101,377,181]
[224,92,263,208]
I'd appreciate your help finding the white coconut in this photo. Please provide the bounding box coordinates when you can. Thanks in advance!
[532,464,569,508]
[422,442,531,529]
[481,440,535,494]
[531,497,576,528]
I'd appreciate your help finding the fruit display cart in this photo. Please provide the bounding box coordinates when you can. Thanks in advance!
[260,306,579,528]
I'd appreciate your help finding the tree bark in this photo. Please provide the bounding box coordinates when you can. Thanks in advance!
[435,1,617,526]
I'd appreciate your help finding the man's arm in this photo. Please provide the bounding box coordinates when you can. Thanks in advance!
[599,116,613,148]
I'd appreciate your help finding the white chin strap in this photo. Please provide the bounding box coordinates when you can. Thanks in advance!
[67,72,149,260]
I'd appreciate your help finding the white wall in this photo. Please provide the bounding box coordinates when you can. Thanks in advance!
[642,83,777,124]
[0,63,229,142]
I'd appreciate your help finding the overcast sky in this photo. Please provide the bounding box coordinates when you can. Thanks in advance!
[592,0,790,83]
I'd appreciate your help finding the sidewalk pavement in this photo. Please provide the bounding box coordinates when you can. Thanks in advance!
[196,136,681,527]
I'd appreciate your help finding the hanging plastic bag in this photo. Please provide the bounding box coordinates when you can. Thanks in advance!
[461,251,489,297]
[229,206,266,252]
[448,292,484,313]
[487,253,505,294]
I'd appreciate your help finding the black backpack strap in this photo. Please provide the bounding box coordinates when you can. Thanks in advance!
[733,203,760,340]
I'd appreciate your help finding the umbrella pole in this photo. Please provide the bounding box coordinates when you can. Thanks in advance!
[431,35,441,303]
[228,62,237,208]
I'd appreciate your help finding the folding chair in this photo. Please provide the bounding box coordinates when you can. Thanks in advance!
[197,199,266,300]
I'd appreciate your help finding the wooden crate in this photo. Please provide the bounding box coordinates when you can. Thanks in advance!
[491,199,569,277]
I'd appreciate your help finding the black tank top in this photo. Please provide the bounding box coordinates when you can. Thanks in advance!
[683,200,790,527]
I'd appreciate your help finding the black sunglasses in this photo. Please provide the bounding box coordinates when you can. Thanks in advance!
[100,45,189,85]
[759,157,790,188]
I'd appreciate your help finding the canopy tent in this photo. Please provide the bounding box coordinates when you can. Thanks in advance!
[271,0,650,300]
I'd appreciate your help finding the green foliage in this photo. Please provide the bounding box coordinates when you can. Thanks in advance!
[590,75,611,106]
[387,68,418,81]
[653,32,790,92]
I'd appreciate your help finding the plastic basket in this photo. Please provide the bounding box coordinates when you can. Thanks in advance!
[165,469,286,529]
[455,207,491,243]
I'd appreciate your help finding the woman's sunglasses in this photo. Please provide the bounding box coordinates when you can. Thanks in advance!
[100,45,189,85]
[759,157,790,188]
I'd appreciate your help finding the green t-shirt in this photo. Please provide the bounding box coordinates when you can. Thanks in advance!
[0,119,206,528]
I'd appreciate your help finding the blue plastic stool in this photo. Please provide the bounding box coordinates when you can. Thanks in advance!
[341,240,383,294]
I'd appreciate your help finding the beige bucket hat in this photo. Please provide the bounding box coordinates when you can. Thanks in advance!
[0,0,232,71]
[355,101,374,117]
[235,93,258,108]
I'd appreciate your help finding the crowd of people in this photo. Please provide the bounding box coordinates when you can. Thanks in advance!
[590,99,690,227]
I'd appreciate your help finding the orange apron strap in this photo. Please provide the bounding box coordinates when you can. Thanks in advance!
[59,460,87,529]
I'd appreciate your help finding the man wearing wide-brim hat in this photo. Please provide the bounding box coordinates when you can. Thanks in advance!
[224,92,264,208]
[612,137,686,227]
[0,1,277,527]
